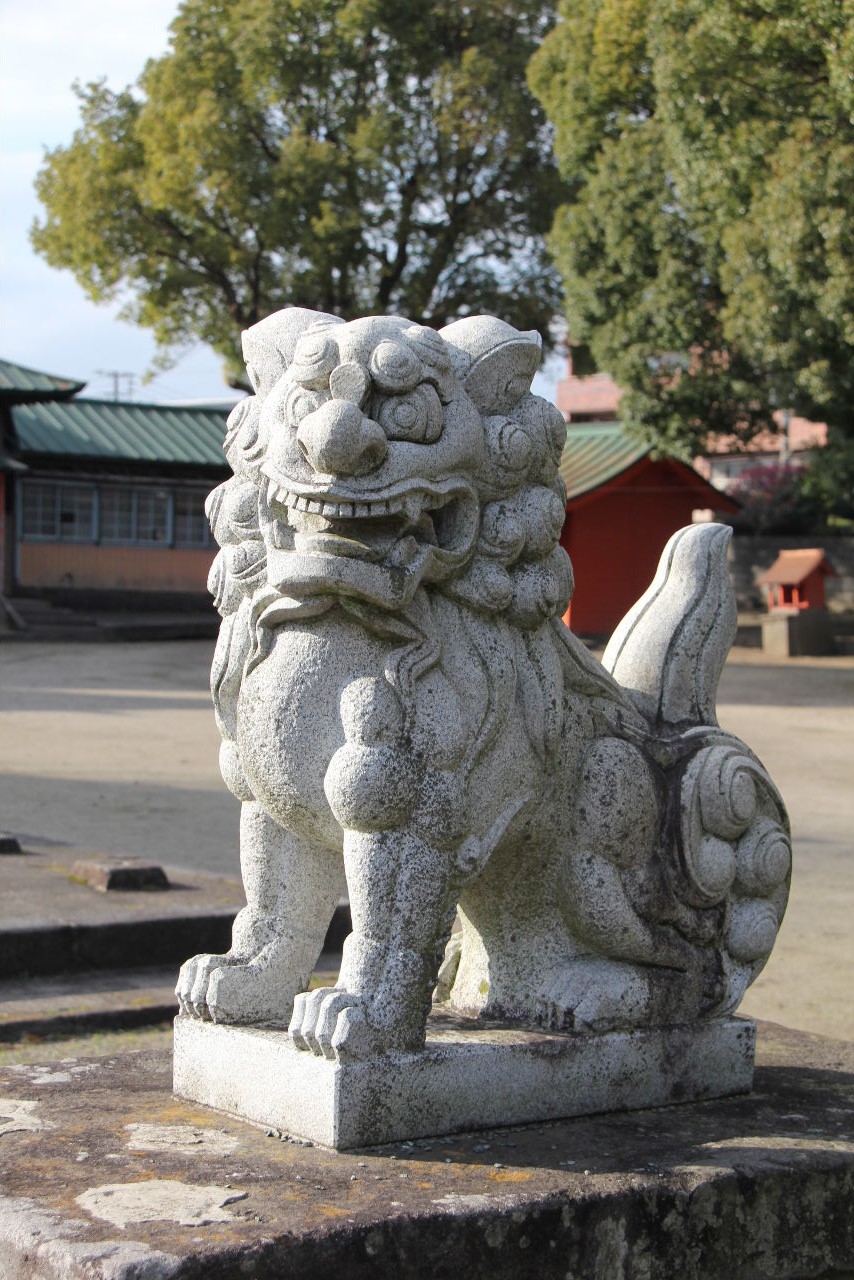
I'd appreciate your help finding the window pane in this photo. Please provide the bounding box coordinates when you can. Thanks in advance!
[173,490,210,546]
[100,487,134,542]
[57,486,94,541]
[21,482,57,538]
[135,489,169,543]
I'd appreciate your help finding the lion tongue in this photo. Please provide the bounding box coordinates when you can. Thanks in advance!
[387,535,421,568]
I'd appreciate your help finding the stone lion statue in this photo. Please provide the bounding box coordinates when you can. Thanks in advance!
[176,307,790,1062]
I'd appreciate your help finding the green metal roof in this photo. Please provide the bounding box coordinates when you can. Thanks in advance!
[559,422,651,500]
[0,358,86,404]
[11,397,230,467]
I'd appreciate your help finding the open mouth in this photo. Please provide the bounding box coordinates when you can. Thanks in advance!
[264,479,478,566]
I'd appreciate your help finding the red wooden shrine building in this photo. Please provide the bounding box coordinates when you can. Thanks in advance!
[558,424,738,636]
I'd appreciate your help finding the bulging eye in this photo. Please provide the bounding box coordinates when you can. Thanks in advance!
[370,340,421,393]
[285,384,325,426]
[376,384,443,443]
[291,332,338,389]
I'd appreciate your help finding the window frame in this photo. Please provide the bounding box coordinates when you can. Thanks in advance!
[18,479,213,550]
[20,480,97,544]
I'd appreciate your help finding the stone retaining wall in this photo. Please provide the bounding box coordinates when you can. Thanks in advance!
[729,534,854,612]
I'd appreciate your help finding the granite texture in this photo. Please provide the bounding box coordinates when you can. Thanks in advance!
[173,1013,755,1150]
[173,308,791,1142]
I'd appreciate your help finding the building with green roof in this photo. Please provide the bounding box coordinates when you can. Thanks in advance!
[0,359,230,601]
[557,422,737,634]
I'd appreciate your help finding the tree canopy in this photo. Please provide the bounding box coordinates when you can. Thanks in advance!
[529,0,854,456]
[33,0,563,385]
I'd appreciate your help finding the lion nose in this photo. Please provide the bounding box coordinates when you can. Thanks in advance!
[296,401,388,476]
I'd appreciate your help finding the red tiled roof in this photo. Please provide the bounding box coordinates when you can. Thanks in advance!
[755,549,835,586]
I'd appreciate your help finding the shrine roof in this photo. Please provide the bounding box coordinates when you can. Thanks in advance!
[0,358,86,404]
[755,549,835,586]
[558,422,652,499]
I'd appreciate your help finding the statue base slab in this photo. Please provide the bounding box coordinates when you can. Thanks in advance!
[173,1011,755,1150]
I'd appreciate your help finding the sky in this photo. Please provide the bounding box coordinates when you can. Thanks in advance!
[0,1,561,406]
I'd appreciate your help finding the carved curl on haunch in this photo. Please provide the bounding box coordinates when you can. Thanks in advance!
[176,308,790,1062]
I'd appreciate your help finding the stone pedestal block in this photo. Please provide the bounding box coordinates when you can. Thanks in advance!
[173,1013,755,1150]
[762,609,835,656]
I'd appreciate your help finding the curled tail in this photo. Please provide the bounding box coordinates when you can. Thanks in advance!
[601,523,736,732]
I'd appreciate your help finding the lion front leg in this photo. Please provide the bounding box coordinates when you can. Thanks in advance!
[289,828,456,1059]
[176,800,344,1025]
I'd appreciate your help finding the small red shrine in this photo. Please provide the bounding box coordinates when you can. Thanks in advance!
[755,549,835,614]
[557,423,738,635]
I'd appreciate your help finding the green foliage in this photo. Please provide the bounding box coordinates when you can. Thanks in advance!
[800,434,854,521]
[529,0,854,455]
[32,0,563,384]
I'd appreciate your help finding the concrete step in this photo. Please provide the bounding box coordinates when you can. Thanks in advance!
[0,956,343,1042]
[0,842,351,978]
[1,903,351,981]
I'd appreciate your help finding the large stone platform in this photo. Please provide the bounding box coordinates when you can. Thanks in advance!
[1,1021,851,1279]
[173,1012,755,1149]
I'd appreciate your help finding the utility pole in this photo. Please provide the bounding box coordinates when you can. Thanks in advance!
[97,370,136,402]
[779,407,791,466]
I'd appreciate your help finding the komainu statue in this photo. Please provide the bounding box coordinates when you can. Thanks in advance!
[176,308,790,1066]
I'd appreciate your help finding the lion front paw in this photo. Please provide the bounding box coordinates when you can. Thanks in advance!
[176,952,298,1026]
[176,952,235,1020]
[288,987,373,1060]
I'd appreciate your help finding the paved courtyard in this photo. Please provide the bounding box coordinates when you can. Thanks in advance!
[1,638,852,1039]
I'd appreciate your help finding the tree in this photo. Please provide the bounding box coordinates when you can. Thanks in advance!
[529,0,854,457]
[33,0,563,386]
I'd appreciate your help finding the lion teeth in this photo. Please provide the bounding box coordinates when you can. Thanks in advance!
[266,480,295,510]
[401,493,422,523]
[280,490,442,519]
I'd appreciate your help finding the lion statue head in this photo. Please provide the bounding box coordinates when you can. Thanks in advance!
[207,308,572,633]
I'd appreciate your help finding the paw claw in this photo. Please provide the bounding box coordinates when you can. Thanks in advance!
[288,992,311,1049]
[176,953,232,1020]
[330,1004,373,1059]
[288,987,332,1053]
[315,991,358,1059]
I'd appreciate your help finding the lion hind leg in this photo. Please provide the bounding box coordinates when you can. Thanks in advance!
[536,957,713,1034]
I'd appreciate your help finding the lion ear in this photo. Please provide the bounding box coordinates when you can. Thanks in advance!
[440,317,542,414]
[241,307,344,398]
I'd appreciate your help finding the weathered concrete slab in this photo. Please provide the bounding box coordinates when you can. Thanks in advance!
[0,843,244,976]
[174,1013,755,1150]
[0,840,352,979]
[1,1021,851,1279]
[69,856,171,893]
